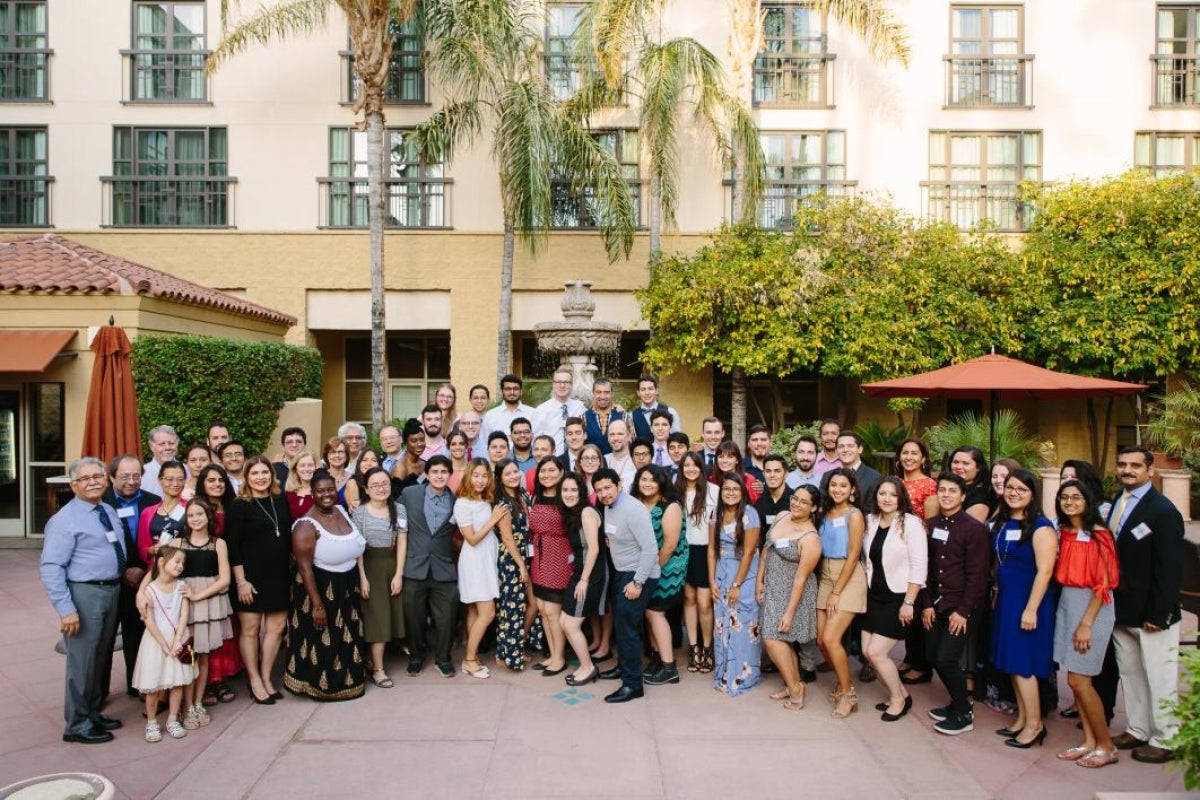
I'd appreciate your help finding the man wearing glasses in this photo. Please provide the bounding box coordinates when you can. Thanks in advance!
[534,368,586,456]
[40,458,127,743]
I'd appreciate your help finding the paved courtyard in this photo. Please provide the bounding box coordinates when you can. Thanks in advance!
[0,548,1193,800]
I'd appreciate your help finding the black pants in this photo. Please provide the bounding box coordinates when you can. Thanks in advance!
[926,611,974,715]
[1092,639,1119,723]
[103,583,145,696]
[402,578,459,663]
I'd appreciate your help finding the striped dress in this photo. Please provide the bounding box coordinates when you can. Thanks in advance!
[650,499,688,602]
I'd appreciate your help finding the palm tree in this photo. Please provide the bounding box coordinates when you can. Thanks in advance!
[209,0,413,431]
[412,1,637,385]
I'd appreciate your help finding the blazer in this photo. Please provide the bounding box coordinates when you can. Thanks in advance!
[101,488,160,571]
[863,512,928,594]
[1110,484,1184,629]
[398,483,458,583]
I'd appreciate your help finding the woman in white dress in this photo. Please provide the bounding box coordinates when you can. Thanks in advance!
[455,458,509,679]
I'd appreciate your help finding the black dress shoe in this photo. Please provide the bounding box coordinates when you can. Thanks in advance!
[598,667,623,680]
[590,651,612,662]
[900,670,933,685]
[268,690,284,700]
[541,664,568,677]
[63,730,113,744]
[565,667,599,686]
[604,685,644,703]
[94,715,123,731]
[252,692,276,705]
[880,696,913,722]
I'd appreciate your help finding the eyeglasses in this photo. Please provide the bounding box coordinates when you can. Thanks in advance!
[160,475,186,483]
[72,474,105,485]
[344,435,365,441]
[1004,485,1031,495]
[580,455,601,462]
[115,473,141,482]
[367,482,391,491]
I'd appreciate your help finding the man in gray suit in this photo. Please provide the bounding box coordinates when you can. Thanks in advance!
[399,455,460,678]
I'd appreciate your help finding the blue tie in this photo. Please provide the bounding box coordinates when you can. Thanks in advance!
[96,506,126,575]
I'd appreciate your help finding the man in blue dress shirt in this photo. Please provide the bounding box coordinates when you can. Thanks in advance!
[39,457,126,744]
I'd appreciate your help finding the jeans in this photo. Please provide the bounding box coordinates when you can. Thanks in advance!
[613,571,656,689]
[926,610,974,715]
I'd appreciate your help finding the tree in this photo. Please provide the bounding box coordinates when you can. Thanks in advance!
[210,0,412,432]
[636,224,832,442]
[413,0,637,385]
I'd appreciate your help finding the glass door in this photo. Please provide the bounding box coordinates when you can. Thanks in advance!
[0,389,22,536]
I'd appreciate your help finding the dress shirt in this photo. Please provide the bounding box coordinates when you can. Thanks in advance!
[39,498,125,617]
[636,403,682,433]
[420,436,447,461]
[480,402,537,445]
[535,397,587,455]
[605,452,637,492]
[381,452,402,475]
[514,452,537,473]
[919,510,990,618]
[602,493,661,584]
[141,459,165,496]
[785,469,820,490]
[652,444,670,467]
[423,486,453,533]
[813,452,840,475]
[1110,481,1151,535]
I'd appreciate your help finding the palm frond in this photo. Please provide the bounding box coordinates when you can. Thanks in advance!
[727,100,765,223]
[208,0,330,74]
[422,0,539,99]
[561,73,624,124]
[816,0,912,67]
[409,100,484,164]
[588,0,668,85]
[494,81,561,253]
[555,116,638,262]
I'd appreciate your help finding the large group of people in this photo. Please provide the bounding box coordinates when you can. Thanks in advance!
[38,370,1187,772]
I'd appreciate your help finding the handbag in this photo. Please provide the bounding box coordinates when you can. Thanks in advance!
[151,583,195,666]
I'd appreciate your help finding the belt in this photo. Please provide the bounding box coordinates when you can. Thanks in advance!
[70,579,120,586]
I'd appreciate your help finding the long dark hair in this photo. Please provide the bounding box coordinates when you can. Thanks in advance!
[1055,479,1104,532]
[532,456,563,503]
[793,484,823,529]
[1061,460,1106,505]
[820,467,861,517]
[710,440,746,483]
[716,475,750,556]
[894,438,931,477]
[557,472,591,537]
[184,498,218,541]
[675,451,709,523]
[632,464,677,504]
[361,467,399,529]
[195,464,235,510]
[353,447,384,496]
[873,476,914,518]
[992,467,1044,545]
[493,458,527,514]
[946,446,988,494]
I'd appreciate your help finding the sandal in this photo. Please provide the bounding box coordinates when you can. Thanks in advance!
[201,687,219,707]
[698,646,714,674]
[832,687,858,719]
[1077,748,1118,769]
[783,686,806,711]
[769,688,791,700]
[214,681,236,703]
[371,670,396,688]
[182,708,201,730]
[1057,745,1093,761]
[145,722,162,743]
[687,645,702,673]
[193,704,211,727]
[462,660,490,679]
[166,718,187,739]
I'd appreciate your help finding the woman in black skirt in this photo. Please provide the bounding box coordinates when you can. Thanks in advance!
[558,473,607,686]
[860,477,928,722]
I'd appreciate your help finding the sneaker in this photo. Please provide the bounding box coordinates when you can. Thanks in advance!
[407,657,423,676]
[435,661,456,678]
[644,662,681,686]
[928,704,954,722]
[165,718,188,739]
[144,722,162,743]
[934,712,975,736]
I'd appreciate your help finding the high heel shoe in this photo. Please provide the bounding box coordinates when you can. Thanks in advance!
[541,663,568,677]
[251,690,275,705]
[832,687,858,719]
[995,726,1022,737]
[268,690,284,700]
[565,667,598,686]
[880,695,913,722]
[687,644,702,673]
[1005,728,1047,749]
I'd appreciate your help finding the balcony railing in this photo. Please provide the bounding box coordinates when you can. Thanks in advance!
[549,180,643,229]
[944,55,1034,108]
[0,49,52,101]
[101,175,235,227]
[921,181,1031,232]
[0,175,53,226]
[754,181,856,229]
[340,50,425,105]
[120,49,211,103]
[753,51,835,107]
[317,177,453,229]
[1151,54,1200,106]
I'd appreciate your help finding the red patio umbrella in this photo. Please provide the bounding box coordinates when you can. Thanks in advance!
[860,354,1146,461]
[82,324,142,463]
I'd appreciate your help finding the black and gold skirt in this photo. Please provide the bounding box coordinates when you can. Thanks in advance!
[284,565,366,702]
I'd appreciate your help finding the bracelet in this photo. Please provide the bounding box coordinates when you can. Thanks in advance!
[902,599,915,607]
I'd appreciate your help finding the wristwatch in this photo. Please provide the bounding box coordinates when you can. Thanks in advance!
[902,599,915,607]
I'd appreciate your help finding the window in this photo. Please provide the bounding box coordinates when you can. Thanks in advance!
[344,16,423,104]
[756,131,851,229]
[550,129,641,228]
[546,2,589,101]
[1136,131,1200,175]
[755,4,832,107]
[322,128,449,228]
[127,2,207,102]
[0,1,49,100]
[0,127,50,225]
[946,5,1030,107]
[1154,5,1200,106]
[344,334,450,423]
[923,130,1041,231]
[106,127,232,227]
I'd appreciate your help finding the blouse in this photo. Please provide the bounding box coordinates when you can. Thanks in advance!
[1055,526,1119,602]
[819,508,861,559]
[683,483,719,546]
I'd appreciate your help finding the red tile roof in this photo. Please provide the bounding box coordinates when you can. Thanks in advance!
[0,234,296,327]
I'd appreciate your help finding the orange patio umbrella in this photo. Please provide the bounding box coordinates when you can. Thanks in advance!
[82,323,142,463]
[860,354,1146,461]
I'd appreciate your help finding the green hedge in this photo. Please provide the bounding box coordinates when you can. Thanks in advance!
[132,335,323,459]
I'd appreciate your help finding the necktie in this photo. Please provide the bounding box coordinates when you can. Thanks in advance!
[97,506,126,575]
[656,446,665,466]
[706,452,714,470]
[561,403,568,421]
[1109,491,1131,534]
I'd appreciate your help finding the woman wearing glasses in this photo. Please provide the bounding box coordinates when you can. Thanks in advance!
[352,467,406,688]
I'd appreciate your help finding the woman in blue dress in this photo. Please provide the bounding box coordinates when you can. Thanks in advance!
[991,467,1058,749]
[708,475,762,697]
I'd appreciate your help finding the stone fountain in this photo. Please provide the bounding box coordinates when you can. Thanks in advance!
[532,280,621,403]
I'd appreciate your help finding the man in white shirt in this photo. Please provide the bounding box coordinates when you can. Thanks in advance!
[604,418,636,491]
[141,425,178,496]
[535,368,587,455]
[480,374,536,446]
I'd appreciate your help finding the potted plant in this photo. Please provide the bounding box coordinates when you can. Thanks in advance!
[1165,644,1200,790]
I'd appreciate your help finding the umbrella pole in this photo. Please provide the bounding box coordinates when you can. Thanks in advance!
[989,389,998,464]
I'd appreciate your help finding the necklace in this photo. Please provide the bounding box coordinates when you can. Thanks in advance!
[254,496,280,536]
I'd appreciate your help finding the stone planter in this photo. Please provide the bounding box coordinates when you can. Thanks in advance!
[0,772,115,800]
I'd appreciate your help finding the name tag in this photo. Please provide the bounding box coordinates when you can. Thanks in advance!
[1006,528,1021,541]
[773,538,792,550]
[932,528,949,542]
[1132,523,1152,540]
[168,505,185,522]
[604,524,616,535]
[765,515,776,526]
[1076,531,1092,544]
[158,531,174,546]
[566,553,576,565]
[104,529,119,544]
[117,506,136,519]
[524,544,535,558]
[831,516,847,529]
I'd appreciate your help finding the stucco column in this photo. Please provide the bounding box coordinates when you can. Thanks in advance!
[1037,468,1061,521]
[1158,468,1192,522]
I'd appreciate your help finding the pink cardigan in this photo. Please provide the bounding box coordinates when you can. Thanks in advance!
[862,512,928,594]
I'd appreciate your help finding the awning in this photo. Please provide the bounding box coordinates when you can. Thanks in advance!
[0,329,76,372]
